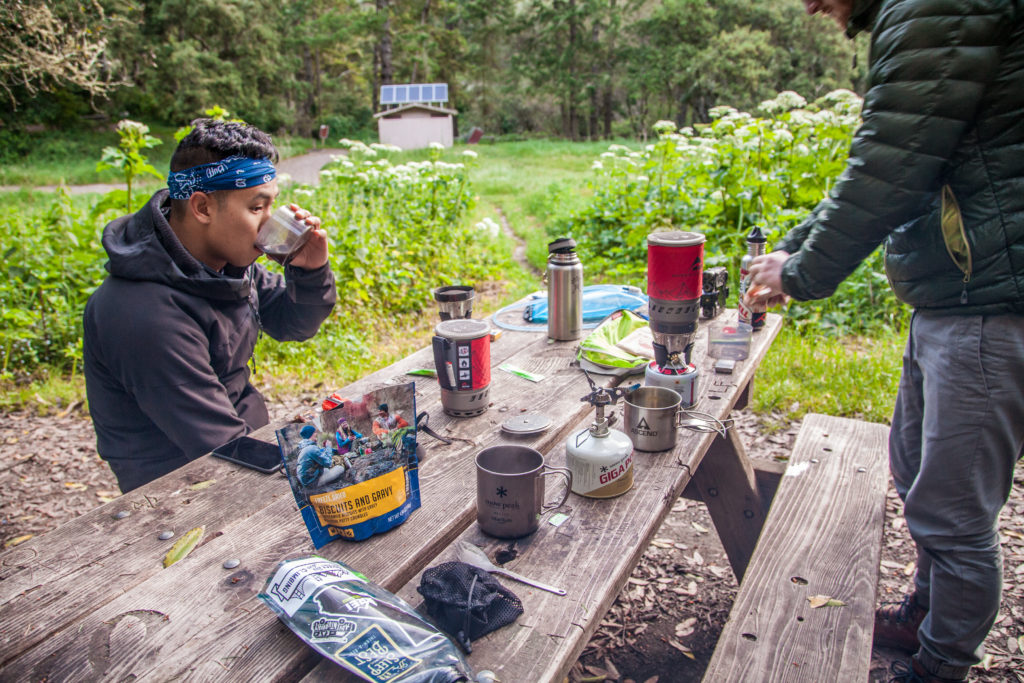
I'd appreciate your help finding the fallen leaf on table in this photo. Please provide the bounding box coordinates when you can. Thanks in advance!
[981,653,994,671]
[650,539,675,549]
[188,479,216,491]
[4,534,32,548]
[1003,529,1024,541]
[163,526,205,568]
[691,522,708,533]
[807,595,846,608]
[903,561,916,576]
[1008,636,1019,654]
[64,482,88,490]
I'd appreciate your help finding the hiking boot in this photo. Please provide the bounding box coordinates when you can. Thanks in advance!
[888,657,965,683]
[874,592,927,652]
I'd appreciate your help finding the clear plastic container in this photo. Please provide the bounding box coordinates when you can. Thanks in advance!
[707,321,752,360]
[255,206,313,259]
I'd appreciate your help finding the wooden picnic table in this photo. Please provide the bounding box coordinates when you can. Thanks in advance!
[0,309,781,682]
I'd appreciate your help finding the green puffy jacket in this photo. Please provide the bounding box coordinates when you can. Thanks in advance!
[777,0,1024,314]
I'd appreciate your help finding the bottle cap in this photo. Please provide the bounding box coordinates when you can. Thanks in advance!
[548,237,577,254]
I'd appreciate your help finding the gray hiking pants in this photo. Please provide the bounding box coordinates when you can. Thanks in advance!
[889,311,1024,679]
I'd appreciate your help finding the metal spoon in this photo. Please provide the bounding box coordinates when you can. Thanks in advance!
[456,541,567,596]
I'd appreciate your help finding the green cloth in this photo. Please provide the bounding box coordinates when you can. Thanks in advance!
[577,310,650,370]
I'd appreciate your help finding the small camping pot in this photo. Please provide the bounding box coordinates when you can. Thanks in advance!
[623,386,682,452]
[432,318,491,417]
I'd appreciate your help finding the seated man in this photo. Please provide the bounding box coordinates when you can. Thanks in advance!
[296,425,348,490]
[84,118,337,492]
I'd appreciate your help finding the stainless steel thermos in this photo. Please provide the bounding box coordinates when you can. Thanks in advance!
[546,237,583,340]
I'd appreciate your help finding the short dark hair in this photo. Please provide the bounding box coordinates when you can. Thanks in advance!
[169,119,278,216]
[170,118,278,171]
[378,404,389,412]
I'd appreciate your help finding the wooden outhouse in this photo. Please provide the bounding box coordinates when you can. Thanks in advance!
[374,103,458,150]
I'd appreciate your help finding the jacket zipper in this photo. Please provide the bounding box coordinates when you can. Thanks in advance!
[940,185,972,305]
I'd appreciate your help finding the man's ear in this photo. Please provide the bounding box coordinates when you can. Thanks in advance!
[188,191,215,225]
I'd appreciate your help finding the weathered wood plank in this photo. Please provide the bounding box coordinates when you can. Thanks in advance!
[301,315,783,683]
[690,427,767,582]
[0,326,538,665]
[702,413,890,683]
[0,334,621,680]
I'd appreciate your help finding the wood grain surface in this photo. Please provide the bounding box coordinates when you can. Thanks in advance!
[0,312,782,683]
[702,413,890,683]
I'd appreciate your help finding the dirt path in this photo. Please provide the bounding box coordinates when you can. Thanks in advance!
[0,148,346,195]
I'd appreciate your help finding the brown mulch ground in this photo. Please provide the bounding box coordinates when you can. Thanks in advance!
[1,401,1022,682]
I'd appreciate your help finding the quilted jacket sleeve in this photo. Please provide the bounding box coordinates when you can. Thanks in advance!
[778,0,1018,301]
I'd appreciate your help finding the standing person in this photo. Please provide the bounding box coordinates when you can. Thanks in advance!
[746,2,1023,681]
[84,119,337,493]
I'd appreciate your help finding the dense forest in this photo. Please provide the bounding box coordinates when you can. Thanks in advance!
[2,0,865,140]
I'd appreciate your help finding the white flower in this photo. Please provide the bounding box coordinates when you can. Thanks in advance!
[637,175,649,183]
[652,120,677,135]
[428,142,445,150]
[608,144,631,154]
[461,149,478,158]
[474,217,501,237]
[601,151,616,158]
[591,161,604,170]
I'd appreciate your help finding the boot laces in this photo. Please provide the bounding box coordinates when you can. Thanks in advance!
[889,659,926,683]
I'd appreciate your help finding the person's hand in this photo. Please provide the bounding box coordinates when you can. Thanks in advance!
[745,251,791,309]
[274,203,329,269]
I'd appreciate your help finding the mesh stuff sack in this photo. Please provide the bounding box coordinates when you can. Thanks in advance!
[417,561,524,653]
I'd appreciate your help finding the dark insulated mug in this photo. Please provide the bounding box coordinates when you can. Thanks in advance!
[432,318,491,417]
[476,445,571,539]
[433,285,475,321]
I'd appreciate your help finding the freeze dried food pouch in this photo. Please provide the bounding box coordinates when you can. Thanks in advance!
[259,557,472,683]
[278,382,421,547]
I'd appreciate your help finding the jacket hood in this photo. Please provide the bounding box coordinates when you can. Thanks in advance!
[102,189,251,301]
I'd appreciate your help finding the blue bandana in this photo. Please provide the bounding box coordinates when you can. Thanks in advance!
[167,155,276,200]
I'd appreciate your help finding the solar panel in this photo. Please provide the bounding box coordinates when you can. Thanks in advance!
[378,83,449,105]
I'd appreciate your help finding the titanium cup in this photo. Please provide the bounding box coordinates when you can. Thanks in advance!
[255,206,314,260]
[475,445,572,539]
[623,386,682,452]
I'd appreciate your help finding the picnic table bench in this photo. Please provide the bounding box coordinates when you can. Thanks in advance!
[703,413,891,682]
[0,308,789,682]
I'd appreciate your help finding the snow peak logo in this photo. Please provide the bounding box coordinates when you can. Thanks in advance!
[310,616,357,643]
[632,416,658,437]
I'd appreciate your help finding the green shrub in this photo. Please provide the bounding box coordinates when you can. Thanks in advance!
[550,90,909,336]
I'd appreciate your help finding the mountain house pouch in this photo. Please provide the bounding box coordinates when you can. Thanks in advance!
[259,556,472,682]
[277,382,421,548]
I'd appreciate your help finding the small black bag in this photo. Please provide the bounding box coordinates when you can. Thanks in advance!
[418,561,524,652]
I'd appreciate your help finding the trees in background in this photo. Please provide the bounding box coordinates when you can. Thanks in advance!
[2,0,866,139]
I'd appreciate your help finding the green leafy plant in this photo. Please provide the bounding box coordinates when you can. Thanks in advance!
[93,120,164,215]
[174,105,247,143]
[551,90,909,336]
